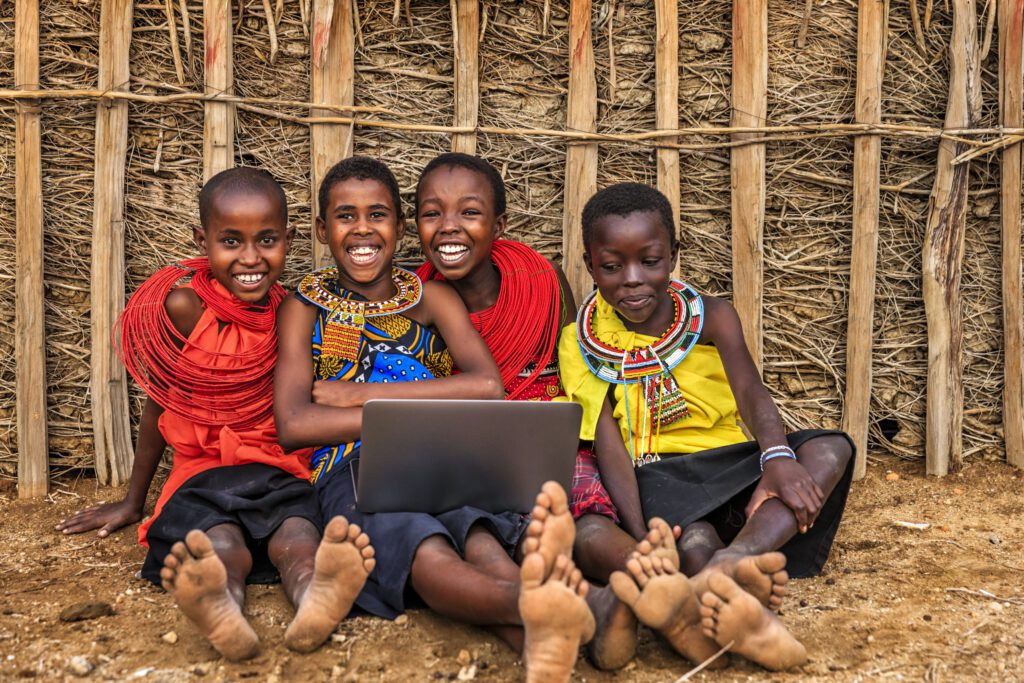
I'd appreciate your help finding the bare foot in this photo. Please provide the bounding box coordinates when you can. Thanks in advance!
[284,517,376,653]
[160,530,259,661]
[521,481,575,578]
[634,517,680,570]
[519,553,595,683]
[692,551,788,610]
[609,551,723,667]
[699,572,807,671]
[585,584,637,670]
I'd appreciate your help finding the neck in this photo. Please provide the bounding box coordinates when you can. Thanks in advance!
[335,266,397,302]
[449,260,501,313]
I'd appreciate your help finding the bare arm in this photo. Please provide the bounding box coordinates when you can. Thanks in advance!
[312,281,503,408]
[56,287,203,537]
[593,397,646,539]
[274,296,362,450]
[701,295,823,530]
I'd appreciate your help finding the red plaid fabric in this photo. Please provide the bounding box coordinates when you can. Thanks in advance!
[570,446,619,522]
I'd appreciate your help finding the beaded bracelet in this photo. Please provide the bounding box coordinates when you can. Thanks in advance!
[760,445,797,471]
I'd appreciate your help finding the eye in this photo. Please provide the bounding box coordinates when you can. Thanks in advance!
[420,209,439,219]
[370,210,388,220]
[259,236,278,246]
[600,263,621,273]
[463,208,481,216]
[222,237,239,246]
[643,257,662,266]
[337,211,354,221]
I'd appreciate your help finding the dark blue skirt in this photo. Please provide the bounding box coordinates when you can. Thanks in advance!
[636,429,854,578]
[315,452,527,619]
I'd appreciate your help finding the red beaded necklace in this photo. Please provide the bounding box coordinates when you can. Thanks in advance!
[116,257,285,428]
[418,240,560,399]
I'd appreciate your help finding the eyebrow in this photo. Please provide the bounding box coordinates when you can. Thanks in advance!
[333,203,392,211]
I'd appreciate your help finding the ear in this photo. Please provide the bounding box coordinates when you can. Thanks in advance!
[396,217,407,242]
[670,240,680,270]
[284,226,296,251]
[315,216,328,245]
[194,227,208,255]
[493,212,507,240]
[583,249,594,276]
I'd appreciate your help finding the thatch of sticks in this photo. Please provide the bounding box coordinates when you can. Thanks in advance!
[1,0,1022,498]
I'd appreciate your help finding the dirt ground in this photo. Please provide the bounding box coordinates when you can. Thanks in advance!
[1,457,1022,682]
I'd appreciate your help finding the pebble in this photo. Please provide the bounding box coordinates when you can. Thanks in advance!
[161,631,178,644]
[66,656,94,677]
[457,664,477,681]
[394,614,409,626]
[989,534,1001,545]
[190,663,213,676]
[923,614,933,621]
[60,602,115,623]
[885,472,900,481]
[457,649,472,666]
[331,633,347,643]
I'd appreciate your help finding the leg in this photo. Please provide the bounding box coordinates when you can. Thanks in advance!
[609,520,724,668]
[519,553,595,683]
[573,514,636,583]
[679,521,724,576]
[275,516,376,653]
[700,572,807,671]
[159,524,259,661]
[690,435,853,607]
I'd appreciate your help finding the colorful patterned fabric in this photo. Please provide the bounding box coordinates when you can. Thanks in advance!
[570,446,619,522]
[297,274,453,483]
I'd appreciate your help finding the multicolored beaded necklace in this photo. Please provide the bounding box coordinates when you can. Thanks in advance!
[576,280,703,465]
[297,266,423,363]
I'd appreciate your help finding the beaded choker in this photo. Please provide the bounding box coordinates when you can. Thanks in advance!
[576,280,704,464]
[297,266,423,363]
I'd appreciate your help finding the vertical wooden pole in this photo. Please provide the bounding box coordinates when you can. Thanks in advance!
[655,0,680,276]
[843,0,888,481]
[204,0,234,181]
[451,0,479,154]
[91,0,134,486]
[999,0,1024,468]
[730,0,767,370]
[310,0,354,268]
[923,0,980,476]
[15,0,48,498]
[562,0,598,303]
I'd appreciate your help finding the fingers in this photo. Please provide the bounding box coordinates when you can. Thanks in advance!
[745,489,769,520]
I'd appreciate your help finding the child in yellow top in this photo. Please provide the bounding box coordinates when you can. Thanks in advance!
[560,183,854,671]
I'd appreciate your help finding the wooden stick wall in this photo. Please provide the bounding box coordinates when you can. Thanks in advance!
[9,1,1024,495]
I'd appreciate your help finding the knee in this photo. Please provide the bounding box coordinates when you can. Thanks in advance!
[268,517,319,563]
[798,435,853,477]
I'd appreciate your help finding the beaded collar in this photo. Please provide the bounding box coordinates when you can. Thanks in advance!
[298,266,423,362]
[576,280,703,384]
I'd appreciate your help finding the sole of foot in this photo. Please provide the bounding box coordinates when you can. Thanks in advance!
[160,529,259,662]
[521,481,575,578]
[699,571,807,671]
[285,516,376,653]
[635,517,680,571]
[610,550,724,667]
[519,553,595,683]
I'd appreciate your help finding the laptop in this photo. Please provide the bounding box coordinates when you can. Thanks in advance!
[355,399,582,514]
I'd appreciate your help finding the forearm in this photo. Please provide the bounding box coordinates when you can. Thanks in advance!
[123,398,168,511]
[593,400,646,538]
[734,385,788,450]
[317,372,503,407]
[276,403,362,451]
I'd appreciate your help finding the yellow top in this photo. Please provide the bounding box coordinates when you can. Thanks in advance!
[558,290,747,456]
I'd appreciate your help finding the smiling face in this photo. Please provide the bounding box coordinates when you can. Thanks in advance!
[416,165,506,282]
[585,209,679,334]
[316,177,403,294]
[195,190,293,304]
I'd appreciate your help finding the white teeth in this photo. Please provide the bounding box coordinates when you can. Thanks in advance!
[348,245,379,264]
[437,244,469,262]
[234,273,265,285]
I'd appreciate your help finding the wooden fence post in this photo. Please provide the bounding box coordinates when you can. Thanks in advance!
[655,0,680,277]
[91,0,134,486]
[451,0,479,154]
[999,0,1024,468]
[843,0,888,480]
[15,0,48,499]
[203,0,234,181]
[730,0,767,370]
[562,0,598,304]
[923,0,980,475]
[310,0,355,268]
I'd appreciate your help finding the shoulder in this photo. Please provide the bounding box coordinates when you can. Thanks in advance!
[164,286,204,338]
[697,293,744,345]
[421,278,459,303]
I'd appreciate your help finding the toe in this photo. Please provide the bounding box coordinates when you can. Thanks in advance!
[168,541,189,562]
[540,480,568,515]
[324,516,350,542]
[552,554,571,582]
[184,529,215,559]
[353,531,371,550]
[706,571,744,602]
[755,551,787,575]
[520,552,545,589]
[625,557,647,587]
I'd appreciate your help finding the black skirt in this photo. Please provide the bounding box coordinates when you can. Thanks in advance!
[315,452,528,619]
[636,429,854,578]
[141,463,322,585]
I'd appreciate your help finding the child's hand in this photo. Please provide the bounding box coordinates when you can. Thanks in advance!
[745,459,824,533]
[312,380,367,408]
[55,500,143,538]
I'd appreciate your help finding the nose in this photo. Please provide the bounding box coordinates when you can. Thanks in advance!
[239,241,261,266]
[439,210,460,234]
[623,262,643,287]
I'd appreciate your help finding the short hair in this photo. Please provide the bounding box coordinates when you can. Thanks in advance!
[581,183,676,251]
[318,156,403,220]
[199,167,288,229]
[415,152,506,217]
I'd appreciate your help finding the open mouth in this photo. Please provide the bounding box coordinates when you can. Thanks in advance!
[436,243,470,264]
[347,245,381,265]
[233,272,266,287]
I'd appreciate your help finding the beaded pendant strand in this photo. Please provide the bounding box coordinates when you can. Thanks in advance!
[576,280,704,465]
[297,266,423,363]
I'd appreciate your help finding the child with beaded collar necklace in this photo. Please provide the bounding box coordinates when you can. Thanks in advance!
[57,167,375,661]
[558,182,856,671]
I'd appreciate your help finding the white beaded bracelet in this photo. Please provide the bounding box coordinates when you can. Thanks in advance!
[760,445,797,471]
